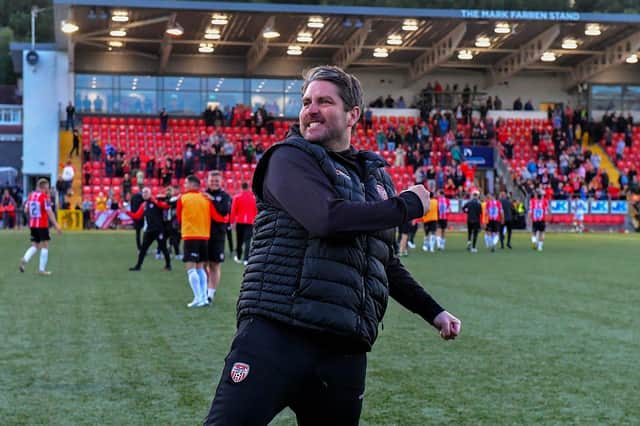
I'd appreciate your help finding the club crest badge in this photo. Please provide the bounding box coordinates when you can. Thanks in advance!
[230,362,250,383]
[336,169,351,180]
[376,184,388,200]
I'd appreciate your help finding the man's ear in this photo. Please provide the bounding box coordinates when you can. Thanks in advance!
[347,106,361,128]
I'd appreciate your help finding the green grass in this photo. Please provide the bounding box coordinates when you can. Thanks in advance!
[0,230,638,425]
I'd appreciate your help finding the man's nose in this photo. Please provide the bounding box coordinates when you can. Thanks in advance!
[306,101,319,114]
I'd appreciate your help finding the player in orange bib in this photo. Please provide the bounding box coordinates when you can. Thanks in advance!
[421,194,438,252]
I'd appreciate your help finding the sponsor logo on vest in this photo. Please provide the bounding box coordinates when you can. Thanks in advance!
[230,362,250,383]
[376,184,388,200]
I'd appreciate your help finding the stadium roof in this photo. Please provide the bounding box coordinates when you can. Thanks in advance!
[51,0,640,87]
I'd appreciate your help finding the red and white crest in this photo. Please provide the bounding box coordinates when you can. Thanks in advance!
[230,362,250,383]
[376,184,389,200]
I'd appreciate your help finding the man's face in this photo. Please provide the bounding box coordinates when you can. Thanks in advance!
[299,80,359,147]
[207,174,222,190]
[142,188,151,200]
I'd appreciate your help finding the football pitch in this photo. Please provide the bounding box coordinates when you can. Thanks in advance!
[0,230,638,425]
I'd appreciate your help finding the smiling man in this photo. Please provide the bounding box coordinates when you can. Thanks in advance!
[203,65,461,425]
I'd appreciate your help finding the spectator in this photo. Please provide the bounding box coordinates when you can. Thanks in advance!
[81,197,93,229]
[504,138,514,160]
[494,95,502,110]
[62,161,75,195]
[174,155,184,180]
[254,105,267,134]
[616,139,625,161]
[434,81,443,105]
[122,173,132,198]
[255,142,265,162]
[203,105,214,127]
[69,129,80,157]
[363,108,373,130]
[386,127,397,152]
[384,94,395,108]
[1,188,17,229]
[394,144,406,167]
[369,96,383,108]
[513,97,523,111]
[222,138,234,171]
[375,127,387,151]
[65,101,75,130]
[91,139,102,161]
[486,96,493,110]
[396,96,406,108]
[183,146,195,176]
[159,108,169,134]
[243,137,256,164]
[524,100,534,111]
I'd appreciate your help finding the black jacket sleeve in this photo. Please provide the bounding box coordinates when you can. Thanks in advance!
[262,146,424,238]
[386,256,444,325]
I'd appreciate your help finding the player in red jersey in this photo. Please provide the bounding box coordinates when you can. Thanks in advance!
[20,178,62,275]
[484,193,503,252]
[529,191,550,252]
[435,189,450,251]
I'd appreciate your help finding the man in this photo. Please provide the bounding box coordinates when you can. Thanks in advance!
[123,187,171,271]
[572,194,586,233]
[421,192,438,252]
[69,129,80,157]
[204,171,232,304]
[159,108,169,134]
[499,191,514,249]
[19,179,62,275]
[129,189,144,251]
[177,175,227,308]
[436,189,450,251]
[203,65,460,425]
[230,182,257,265]
[61,161,75,196]
[463,190,482,253]
[530,190,550,251]
[484,193,503,252]
[65,101,75,130]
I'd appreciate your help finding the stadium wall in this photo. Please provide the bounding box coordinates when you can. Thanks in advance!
[22,51,72,184]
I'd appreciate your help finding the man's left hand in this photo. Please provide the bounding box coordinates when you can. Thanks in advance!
[433,311,461,340]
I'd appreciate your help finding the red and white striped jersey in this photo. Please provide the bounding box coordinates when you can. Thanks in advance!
[27,191,51,228]
[486,199,503,221]
[530,198,549,222]
[437,196,450,220]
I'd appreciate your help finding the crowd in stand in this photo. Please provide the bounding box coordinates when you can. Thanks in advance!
[509,107,638,201]
[0,184,22,229]
[62,90,640,231]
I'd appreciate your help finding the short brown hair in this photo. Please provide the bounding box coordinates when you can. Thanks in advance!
[37,178,49,189]
[302,65,364,114]
[208,170,222,178]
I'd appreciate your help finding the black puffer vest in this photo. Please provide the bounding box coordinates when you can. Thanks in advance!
[237,133,397,351]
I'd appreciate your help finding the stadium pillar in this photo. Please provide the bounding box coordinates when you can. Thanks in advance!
[22,50,71,185]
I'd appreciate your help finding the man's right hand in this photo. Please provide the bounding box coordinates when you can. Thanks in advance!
[402,185,430,215]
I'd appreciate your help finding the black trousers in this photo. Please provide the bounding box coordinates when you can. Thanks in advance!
[203,317,366,426]
[134,224,143,251]
[226,225,234,253]
[135,230,170,268]
[500,220,513,247]
[235,224,253,261]
[157,222,181,256]
[69,143,79,157]
[467,222,480,248]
